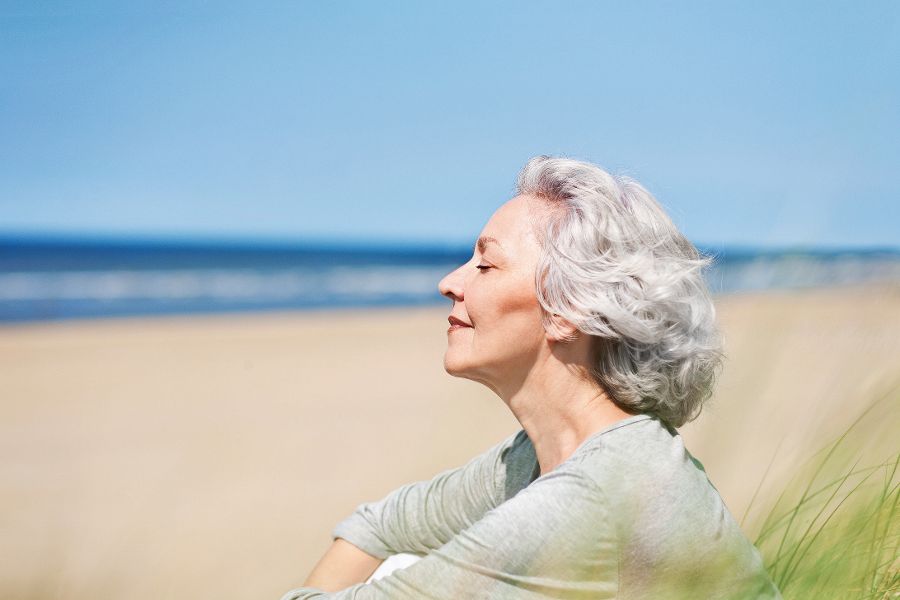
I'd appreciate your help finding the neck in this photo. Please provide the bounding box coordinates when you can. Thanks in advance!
[497,347,636,477]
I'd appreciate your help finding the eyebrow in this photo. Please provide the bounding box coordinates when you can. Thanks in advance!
[476,236,503,253]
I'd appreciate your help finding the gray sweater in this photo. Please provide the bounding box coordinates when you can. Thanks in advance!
[282,415,780,599]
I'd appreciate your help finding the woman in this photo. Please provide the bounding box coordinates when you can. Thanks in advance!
[282,157,780,599]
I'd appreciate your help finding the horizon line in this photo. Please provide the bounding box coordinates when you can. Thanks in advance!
[1,229,898,256]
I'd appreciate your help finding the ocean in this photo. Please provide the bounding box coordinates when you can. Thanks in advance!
[1,237,898,323]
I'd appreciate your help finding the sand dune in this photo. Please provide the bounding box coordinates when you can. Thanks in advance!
[1,283,898,600]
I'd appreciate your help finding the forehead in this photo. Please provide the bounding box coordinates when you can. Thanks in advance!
[480,194,551,249]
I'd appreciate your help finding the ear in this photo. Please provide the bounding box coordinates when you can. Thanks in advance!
[545,313,581,343]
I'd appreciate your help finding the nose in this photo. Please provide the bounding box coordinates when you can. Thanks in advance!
[438,263,465,302]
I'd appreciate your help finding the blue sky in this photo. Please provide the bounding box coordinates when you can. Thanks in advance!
[1,1,898,248]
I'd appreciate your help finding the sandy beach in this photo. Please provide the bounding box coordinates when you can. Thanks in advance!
[1,282,898,600]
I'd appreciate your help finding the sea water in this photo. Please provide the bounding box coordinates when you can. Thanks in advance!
[1,237,898,323]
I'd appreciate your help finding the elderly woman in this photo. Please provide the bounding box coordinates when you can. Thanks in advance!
[283,157,780,599]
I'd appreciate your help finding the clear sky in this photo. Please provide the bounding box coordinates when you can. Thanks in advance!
[1,1,898,248]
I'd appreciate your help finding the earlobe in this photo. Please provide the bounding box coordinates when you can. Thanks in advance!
[546,313,581,343]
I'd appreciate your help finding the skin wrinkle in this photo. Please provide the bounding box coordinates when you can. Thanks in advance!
[439,193,634,477]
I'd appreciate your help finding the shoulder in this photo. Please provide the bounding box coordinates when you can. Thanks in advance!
[560,416,725,541]
[564,416,777,596]
[568,415,693,483]
[466,462,616,573]
[483,431,611,531]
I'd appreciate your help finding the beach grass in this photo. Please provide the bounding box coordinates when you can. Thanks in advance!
[748,382,900,599]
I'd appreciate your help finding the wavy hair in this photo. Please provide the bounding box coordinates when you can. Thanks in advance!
[517,156,724,428]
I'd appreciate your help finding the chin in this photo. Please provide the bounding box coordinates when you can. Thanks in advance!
[443,352,474,378]
[444,355,495,389]
[443,357,465,377]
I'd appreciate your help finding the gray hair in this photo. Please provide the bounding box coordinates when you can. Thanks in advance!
[517,156,724,428]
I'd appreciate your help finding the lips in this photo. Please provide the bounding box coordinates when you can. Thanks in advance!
[448,316,472,328]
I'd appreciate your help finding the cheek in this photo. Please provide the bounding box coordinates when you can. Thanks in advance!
[471,277,544,336]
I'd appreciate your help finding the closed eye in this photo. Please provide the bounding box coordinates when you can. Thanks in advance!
[476,265,492,271]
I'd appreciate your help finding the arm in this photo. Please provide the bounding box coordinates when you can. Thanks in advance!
[282,469,617,600]
[302,539,383,592]
[295,430,528,593]
[329,429,529,559]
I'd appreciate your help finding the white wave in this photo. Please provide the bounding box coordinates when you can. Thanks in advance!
[2,257,897,306]
[0,266,458,302]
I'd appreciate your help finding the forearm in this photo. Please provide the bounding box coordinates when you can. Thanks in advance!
[329,433,519,559]
[303,538,384,592]
[283,469,617,600]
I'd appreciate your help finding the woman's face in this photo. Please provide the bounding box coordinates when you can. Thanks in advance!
[438,194,551,389]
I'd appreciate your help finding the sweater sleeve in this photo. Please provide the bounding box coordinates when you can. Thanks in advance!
[281,469,618,599]
[330,429,528,559]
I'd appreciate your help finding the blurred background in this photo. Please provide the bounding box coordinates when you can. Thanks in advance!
[1,2,898,599]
